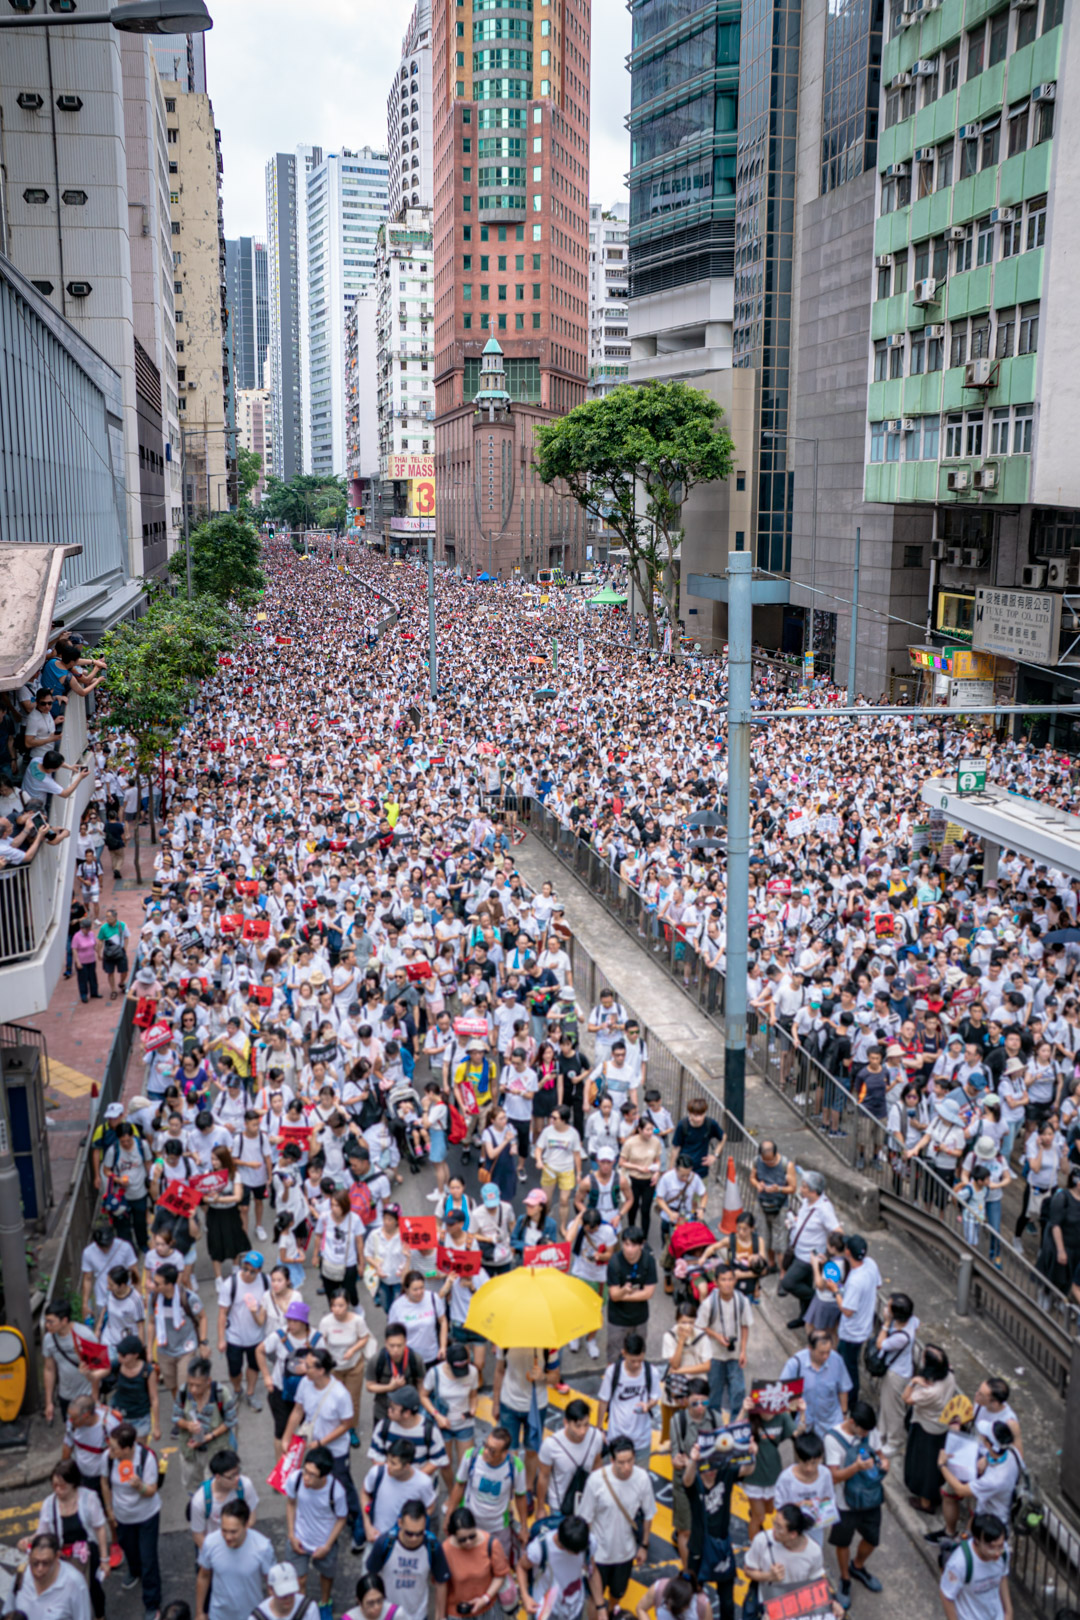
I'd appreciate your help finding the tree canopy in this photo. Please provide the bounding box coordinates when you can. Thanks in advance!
[236,447,262,505]
[169,511,264,605]
[258,473,349,532]
[533,380,735,651]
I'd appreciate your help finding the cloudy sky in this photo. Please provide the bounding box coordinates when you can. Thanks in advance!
[207,0,632,241]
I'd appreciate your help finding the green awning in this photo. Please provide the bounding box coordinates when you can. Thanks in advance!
[586,588,627,605]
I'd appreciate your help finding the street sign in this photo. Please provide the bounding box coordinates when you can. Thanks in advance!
[973,587,1062,664]
[957,758,987,795]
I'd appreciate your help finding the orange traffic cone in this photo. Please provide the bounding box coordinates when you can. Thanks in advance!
[719,1154,742,1233]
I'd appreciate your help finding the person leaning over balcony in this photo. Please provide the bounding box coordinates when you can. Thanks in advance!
[24,688,65,758]
[0,812,62,867]
[22,748,91,816]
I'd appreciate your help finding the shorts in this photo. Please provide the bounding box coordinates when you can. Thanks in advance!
[540,1167,576,1192]
[741,1484,775,1501]
[671,1477,692,1533]
[292,1544,340,1580]
[829,1506,882,1549]
[103,950,129,976]
[595,1560,634,1601]
[451,1321,487,1346]
[226,1342,260,1378]
[239,1182,267,1206]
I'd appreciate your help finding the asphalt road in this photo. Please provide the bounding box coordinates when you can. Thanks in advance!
[0,1151,946,1620]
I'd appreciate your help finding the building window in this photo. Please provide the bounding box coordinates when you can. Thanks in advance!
[1016,4,1037,48]
[971,318,991,358]
[167,127,178,143]
[516,312,524,328]
[533,136,542,152]
[532,253,540,267]
[480,255,489,269]
[498,284,506,300]
[498,313,506,329]
[532,311,540,327]
[870,421,885,462]
[996,308,1015,357]
[966,25,984,80]
[937,142,954,189]
[988,7,1008,65]
[927,330,944,372]
[515,283,524,299]
[944,413,964,458]
[1013,403,1033,453]
[463,254,472,269]
[950,323,967,369]
[540,79,550,94]
[1036,100,1055,143]
[533,107,542,123]
[165,97,175,112]
[955,232,972,273]
[533,195,541,211]
[481,312,489,329]
[540,48,550,64]
[1008,103,1030,157]
[1018,301,1039,354]
[463,138,472,153]
[980,120,1000,168]
[463,283,472,298]
[910,333,925,375]
[532,165,542,181]
[171,220,181,235]
[533,224,541,240]
[532,283,540,298]
[480,284,489,300]
[877,264,891,300]
[464,313,473,329]
[942,42,960,94]
[889,340,904,379]
[965,412,984,458]
[903,546,924,567]
[976,217,994,266]
[462,167,471,182]
[463,195,472,211]
[1001,215,1022,257]
[515,253,523,269]
[922,416,940,458]
[1027,196,1046,249]
[990,406,1010,455]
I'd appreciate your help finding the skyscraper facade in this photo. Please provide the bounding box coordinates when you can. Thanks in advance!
[304,146,389,478]
[389,0,435,220]
[587,201,629,399]
[225,237,269,395]
[265,146,319,482]
[431,0,592,575]
[151,32,206,93]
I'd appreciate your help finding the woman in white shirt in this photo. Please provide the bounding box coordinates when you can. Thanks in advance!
[363,1204,408,1312]
[319,1288,371,1436]
[387,1270,448,1368]
[315,1188,366,1307]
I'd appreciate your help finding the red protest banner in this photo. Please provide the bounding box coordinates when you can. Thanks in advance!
[189,1168,230,1197]
[764,1577,833,1619]
[400,1215,438,1251]
[748,1377,804,1416]
[156,1180,200,1218]
[523,1241,571,1271]
[453,1017,489,1040]
[437,1245,483,1277]
[277,1125,311,1151]
[243,918,270,940]
[72,1331,111,1372]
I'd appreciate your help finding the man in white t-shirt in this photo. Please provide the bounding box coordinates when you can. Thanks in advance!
[216,1253,270,1410]
[285,1446,350,1608]
[578,1437,655,1612]
[596,1335,659,1466]
[536,1397,604,1520]
[361,1439,437,1538]
[283,1347,363,1549]
[822,1399,888,1604]
[938,1513,1011,1620]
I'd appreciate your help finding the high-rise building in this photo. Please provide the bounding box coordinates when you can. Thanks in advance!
[265,146,319,483]
[304,146,389,478]
[389,0,435,220]
[237,386,274,501]
[863,0,1071,709]
[431,0,592,576]
[164,80,234,519]
[0,17,175,612]
[151,32,206,93]
[345,290,380,491]
[375,212,436,475]
[225,238,269,395]
[587,202,629,398]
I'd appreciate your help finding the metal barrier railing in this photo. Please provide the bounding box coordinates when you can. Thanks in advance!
[521,796,1080,1388]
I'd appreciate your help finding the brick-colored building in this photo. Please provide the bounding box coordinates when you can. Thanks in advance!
[431,0,591,577]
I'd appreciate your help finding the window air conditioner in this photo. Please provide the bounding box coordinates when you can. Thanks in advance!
[913,278,938,306]
[1021,564,1047,587]
[875,254,893,269]
[961,547,985,566]
[1033,83,1056,102]
[972,465,997,491]
[965,357,994,387]
[925,324,945,339]
[946,475,970,495]
[930,539,947,561]
[947,225,970,242]
[886,163,911,177]
[914,147,935,162]
[990,207,1014,224]
[913,62,936,77]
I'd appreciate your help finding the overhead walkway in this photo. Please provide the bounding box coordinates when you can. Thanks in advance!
[920,776,1080,881]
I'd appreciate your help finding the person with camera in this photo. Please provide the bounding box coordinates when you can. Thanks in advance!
[695,1265,751,1422]
[441,1506,512,1620]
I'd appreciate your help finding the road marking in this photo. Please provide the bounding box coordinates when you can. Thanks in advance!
[47,1060,98,1099]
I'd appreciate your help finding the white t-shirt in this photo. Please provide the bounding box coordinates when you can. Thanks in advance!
[187,1473,259,1535]
[107,1444,160,1525]
[285,1469,349,1550]
[939,1541,1010,1620]
[292,1374,355,1458]
[578,1465,656,1563]
[217,1272,269,1347]
[388,1290,445,1364]
[773,1464,839,1542]
[424,1359,479,1430]
[822,1425,882,1513]
[363,1464,437,1535]
[837,1258,883,1344]
[318,1308,370,1368]
[537,1426,603,1515]
[80,1238,137,1307]
[456,1444,527,1532]
[598,1359,658,1451]
[537,1123,582,1174]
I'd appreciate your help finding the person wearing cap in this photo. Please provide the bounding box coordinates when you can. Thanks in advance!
[259,1560,322,1620]
[217,1252,270,1412]
[472,1181,515,1273]
[421,1340,481,1471]
[257,1301,321,1459]
[957,1135,1013,1264]
[777,1172,842,1332]
[453,1041,499,1160]
[284,1446,349,1620]
[903,1100,967,1198]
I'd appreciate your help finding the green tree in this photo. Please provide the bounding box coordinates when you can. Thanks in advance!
[169,511,264,605]
[257,473,349,534]
[236,447,262,506]
[100,595,236,880]
[533,381,735,652]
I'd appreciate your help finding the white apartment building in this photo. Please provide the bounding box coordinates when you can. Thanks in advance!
[345,290,379,482]
[375,212,435,473]
[587,201,630,399]
[304,146,389,478]
[236,386,273,501]
[387,0,434,221]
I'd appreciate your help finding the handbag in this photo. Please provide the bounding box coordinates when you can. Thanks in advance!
[864,1327,911,1381]
[780,1204,815,1273]
[601,1465,647,1549]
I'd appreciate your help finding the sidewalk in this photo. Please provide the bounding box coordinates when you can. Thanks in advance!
[38,834,148,1213]
[515,830,1059,1615]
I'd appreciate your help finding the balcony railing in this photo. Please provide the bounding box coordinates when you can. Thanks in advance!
[0,696,88,968]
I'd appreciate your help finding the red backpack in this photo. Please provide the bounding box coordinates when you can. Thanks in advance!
[667,1220,716,1259]
[447,1104,468,1145]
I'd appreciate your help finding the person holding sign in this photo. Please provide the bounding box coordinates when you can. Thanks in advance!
[678,1436,757,1620]
[742,1504,841,1616]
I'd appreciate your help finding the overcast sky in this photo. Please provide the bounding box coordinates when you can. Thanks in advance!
[208,0,631,241]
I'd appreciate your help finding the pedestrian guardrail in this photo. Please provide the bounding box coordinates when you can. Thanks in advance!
[521,797,1080,1391]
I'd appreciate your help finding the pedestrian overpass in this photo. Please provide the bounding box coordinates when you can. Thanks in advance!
[920,776,1080,882]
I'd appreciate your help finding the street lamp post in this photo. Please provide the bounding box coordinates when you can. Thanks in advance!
[0,1,213,31]
[762,428,818,667]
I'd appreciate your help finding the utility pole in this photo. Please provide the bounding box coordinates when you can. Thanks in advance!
[427,534,437,700]
[848,526,861,702]
[724,550,751,1124]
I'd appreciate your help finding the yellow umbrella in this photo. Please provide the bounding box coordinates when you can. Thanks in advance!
[463,1266,603,1347]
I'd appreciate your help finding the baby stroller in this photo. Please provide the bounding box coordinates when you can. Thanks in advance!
[667,1219,718,1311]
[386,1080,428,1172]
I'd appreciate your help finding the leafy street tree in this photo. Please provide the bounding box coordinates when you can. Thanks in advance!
[258,474,349,533]
[168,511,265,605]
[533,380,735,652]
[99,595,235,880]
[236,447,262,507]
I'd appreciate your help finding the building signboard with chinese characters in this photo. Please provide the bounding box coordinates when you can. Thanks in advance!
[390,515,436,532]
[386,454,435,480]
[973,588,1062,664]
[948,678,995,709]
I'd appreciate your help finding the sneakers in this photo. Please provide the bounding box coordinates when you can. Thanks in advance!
[121,1574,139,1591]
[587,1338,600,1359]
[568,1339,581,1352]
[426,1188,443,1202]
[256,1225,267,1241]
[350,1428,361,1448]
[247,1391,264,1412]
[835,1587,851,1612]
[849,1566,882,1593]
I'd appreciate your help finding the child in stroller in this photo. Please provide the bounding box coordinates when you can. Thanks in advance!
[386,1079,429,1171]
